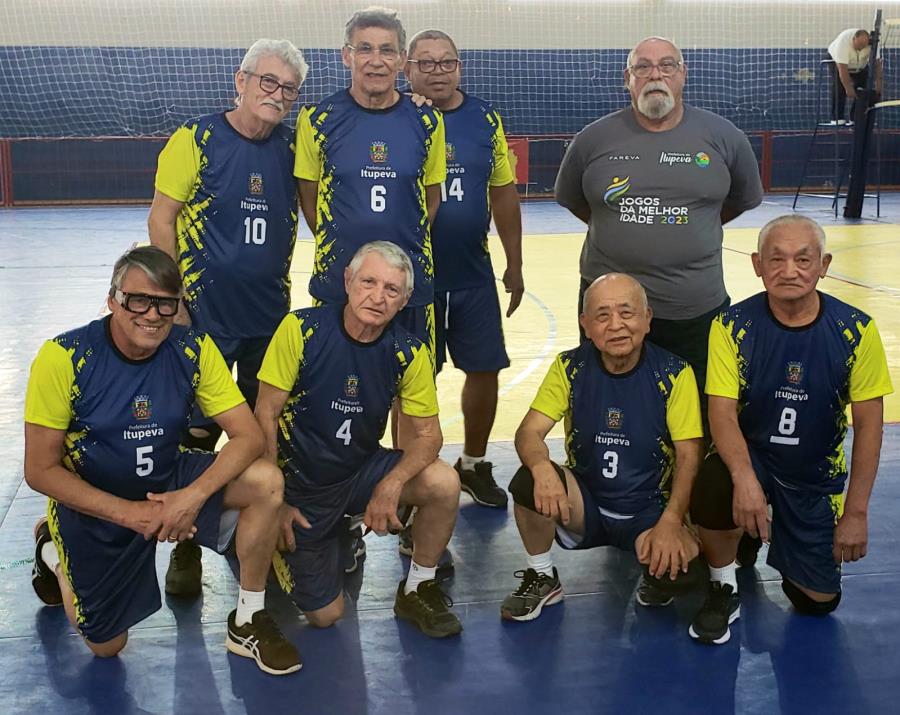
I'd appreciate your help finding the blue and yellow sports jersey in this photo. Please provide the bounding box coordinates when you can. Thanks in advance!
[531,341,702,514]
[258,304,438,500]
[24,317,244,501]
[706,291,893,492]
[294,91,446,307]
[432,93,514,292]
[155,112,298,340]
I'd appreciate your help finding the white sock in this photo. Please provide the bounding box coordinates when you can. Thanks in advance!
[405,560,437,594]
[526,550,555,578]
[709,562,738,592]
[460,452,485,471]
[235,588,266,626]
[41,541,60,572]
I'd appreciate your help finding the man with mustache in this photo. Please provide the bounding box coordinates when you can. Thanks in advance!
[148,38,308,596]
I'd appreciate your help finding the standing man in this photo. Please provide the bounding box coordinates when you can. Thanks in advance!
[295,5,445,347]
[827,29,870,123]
[501,273,704,621]
[26,246,300,675]
[405,29,524,508]
[149,39,307,595]
[555,36,763,396]
[255,242,463,639]
[688,215,892,645]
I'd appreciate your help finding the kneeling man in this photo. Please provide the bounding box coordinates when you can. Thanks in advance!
[689,215,892,644]
[255,241,462,638]
[25,246,299,675]
[502,273,704,621]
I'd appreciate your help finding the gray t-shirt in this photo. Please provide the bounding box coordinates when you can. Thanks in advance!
[555,105,763,320]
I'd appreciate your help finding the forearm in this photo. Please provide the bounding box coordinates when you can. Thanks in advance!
[148,216,178,259]
[844,424,883,516]
[838,65,854,93]
[26,465,135,528]
[515,428,553,471]
[298,180,318,234]
[710,412,756,485]
[386,430,442,487]
[426,184,441,226]
[491,184,523,269]
[663,439,703,520]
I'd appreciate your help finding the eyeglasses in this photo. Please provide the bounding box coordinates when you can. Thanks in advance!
[345,43,401,62]
[407,58,460,73]
[243,71,300,101]
[628,59,683,78]
[114,290,180,317]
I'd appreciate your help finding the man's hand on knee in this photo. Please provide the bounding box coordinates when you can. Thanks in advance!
[364,474,405,535]
[833,510,868,563]
[147,486,205,542]
[638,513,697,580]
[277,504,311,552]
[532,462,570,526]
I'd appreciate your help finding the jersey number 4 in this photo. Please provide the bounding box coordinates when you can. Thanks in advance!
[336,419,353,446]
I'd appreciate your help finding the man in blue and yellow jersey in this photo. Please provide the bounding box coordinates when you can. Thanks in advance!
[25,246,300,675]
[149,38,307,595]
[255,242,462,639]
[689,215,892,645]
[294,6,445,346]
[500,273,705,622]
[405,29,524,510]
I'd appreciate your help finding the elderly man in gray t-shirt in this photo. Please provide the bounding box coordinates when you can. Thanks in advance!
[555,35,762,396]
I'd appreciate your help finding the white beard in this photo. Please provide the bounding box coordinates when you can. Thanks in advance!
[636,81,675,120]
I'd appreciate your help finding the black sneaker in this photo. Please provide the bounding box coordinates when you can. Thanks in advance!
[635,572,674,607]
[165,540,202,597]
[394,579,463,638]
[32,518,62,606]
[500,568,563,621]
[689,582,740,645]
[736,533,762,568]
[226,609,302,675]
[342,525,367,574]
[456,459,508,508]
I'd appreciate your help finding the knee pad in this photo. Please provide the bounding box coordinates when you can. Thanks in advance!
[690,453,738,530]
[183,425,223,452]
[782,579,841,616]
[508,463,567,512]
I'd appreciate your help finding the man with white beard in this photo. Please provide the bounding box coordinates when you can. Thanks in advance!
[554,36,762,400]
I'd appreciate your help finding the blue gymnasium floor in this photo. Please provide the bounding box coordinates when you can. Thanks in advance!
[1,198,900,714]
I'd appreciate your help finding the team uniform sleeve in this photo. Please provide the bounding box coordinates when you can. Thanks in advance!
[257,313,305,392]
[529,354,572,422]
[423,111,447,186]
[488,113,515,187]
[24,341,75,430]
[398,345,439,417]
[293,106,321,182]
[154,125,201,203]
[553,132,587,212]
[705,317,741,399]
[849,319,894,402]
[195,335,245,418]
[666,365,704,441]
[724,129,764,213]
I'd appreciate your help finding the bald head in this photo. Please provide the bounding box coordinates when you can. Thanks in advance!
[627,36,683,70]
[583,273,649,315]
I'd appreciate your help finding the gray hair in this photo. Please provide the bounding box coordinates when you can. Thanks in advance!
[626,36,683,69]
[345,6,406,50]
[109,246,182,296]
[757,214,827,255]
[240,39,309,85]
[348,241,414,297]
[408,29,459,57]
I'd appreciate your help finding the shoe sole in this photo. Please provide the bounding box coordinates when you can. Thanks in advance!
[501,585,564,622]
[688,605,741,645]
[32,518,63,607]
[635,592,674,608]
[459,483,508,509]
[393,607,463,638]
[226,631,302,675]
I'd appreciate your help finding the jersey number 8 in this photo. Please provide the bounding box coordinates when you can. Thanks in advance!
[770,407,799,446]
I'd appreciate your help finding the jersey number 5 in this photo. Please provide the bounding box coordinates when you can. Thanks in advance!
[136,445,154,477]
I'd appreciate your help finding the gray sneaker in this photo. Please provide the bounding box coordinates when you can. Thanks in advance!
[500,568,563,621]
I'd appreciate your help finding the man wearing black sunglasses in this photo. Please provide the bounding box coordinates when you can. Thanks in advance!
[24,246,301,675]
[149,38,308,597]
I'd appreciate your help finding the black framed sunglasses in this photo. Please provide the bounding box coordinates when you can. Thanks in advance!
[114,290,180,317]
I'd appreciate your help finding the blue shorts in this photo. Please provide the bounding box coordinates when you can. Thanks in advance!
[394,303,436,361]
[434,283,510,374]
[751,454,844,594]
[49,451,234,644]
[555,473,662,553]
[274,448,404,612]
[190,334,271,427]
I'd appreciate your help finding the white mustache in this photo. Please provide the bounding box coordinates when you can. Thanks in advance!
[641,81,671,98]
[262,99,285,111]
